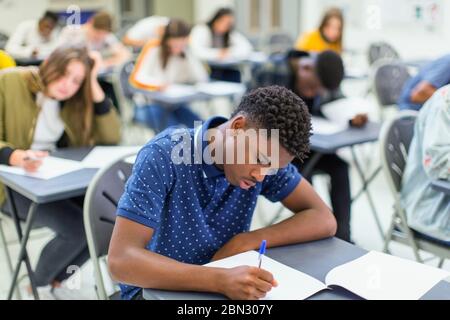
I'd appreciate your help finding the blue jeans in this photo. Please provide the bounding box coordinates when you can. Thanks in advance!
[134,103,201,133]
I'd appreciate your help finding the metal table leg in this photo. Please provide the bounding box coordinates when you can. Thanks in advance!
[6,188,40,300]
[350,146,384,240]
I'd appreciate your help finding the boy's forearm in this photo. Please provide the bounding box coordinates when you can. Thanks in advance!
[110,247,225,294]
[240,209,336,250]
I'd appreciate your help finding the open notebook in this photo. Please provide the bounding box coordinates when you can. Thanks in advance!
[205,251,449,300]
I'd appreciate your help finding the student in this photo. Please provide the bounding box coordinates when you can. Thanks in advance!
[108,86,337,300]
[58,11,131,69]
[295,7,344,55]
[190,8,253,83]
[0,50,16,70]
[5,11,60,60]
[123,16,169,50]
[0,46,121,298]
[398,54,450,111]
[130,19,209,133]
[401,86,450,244]
[287,50,367,242]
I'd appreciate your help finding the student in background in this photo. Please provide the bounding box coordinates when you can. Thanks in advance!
[295,8,344,55]
[287,50,367,242]
[398,54,450,111]
[0,50,16,70]
[123,16,169,50]
[108,86,336,300]
[5,11,60,60]
[401,86,450,244]
[0,46,120,298]
[130,19,209,133]
[190,8,253,83]
[58,11,131,69]
[58,11,131,112]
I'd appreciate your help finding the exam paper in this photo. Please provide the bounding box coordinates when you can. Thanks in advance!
[205,251,327,300]
[196,82,246,97]
[0,157,84,180]
[81,147,141,169]
[162,84,198,98]
[320,97,374,127]
[311,116,347,135]
[325,251,450,300]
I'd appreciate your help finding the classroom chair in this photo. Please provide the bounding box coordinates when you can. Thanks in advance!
[380,111,450,267]
[114,60,154,145]
[0,31,8,50]
[83,154,136,300]
[367,42,400,66]
[266,32,294,55]
[371,60,411,121]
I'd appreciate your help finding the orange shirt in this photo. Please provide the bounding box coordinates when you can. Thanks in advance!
[295,29,342,54]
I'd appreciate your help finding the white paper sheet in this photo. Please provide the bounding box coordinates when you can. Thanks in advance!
[320,97,374,127]
[196,82,246,97]
[0,157,84,180]
[205,251,327,300]
[325,251,450,300]
[162,84,198,98]
[81,146,141,169]
[311,116,347,135]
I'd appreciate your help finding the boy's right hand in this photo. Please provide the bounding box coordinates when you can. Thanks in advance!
[9,150,48,172]
[219,266,277,300]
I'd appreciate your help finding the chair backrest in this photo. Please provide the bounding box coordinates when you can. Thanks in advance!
[266,32,293,54]
[373,61,411,107]
[368,42,400,65]
[117,60,136,101]
[0,31,8,50]
[84,155,135,259]
[379,111,418,195]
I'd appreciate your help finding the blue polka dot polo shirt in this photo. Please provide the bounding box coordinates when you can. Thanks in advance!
[116,117,302,299]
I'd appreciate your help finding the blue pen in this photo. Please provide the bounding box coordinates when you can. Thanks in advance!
[258,240,267,268]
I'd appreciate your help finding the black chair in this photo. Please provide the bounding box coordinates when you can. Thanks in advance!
[83,155,135,300]
[380,111,449,267]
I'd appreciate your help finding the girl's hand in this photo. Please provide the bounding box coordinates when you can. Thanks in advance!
[9,150,49,172]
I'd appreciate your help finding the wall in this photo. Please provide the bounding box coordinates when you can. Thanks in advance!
[298,0,450,60]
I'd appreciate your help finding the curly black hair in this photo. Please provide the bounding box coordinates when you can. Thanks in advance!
[231,86,312,162]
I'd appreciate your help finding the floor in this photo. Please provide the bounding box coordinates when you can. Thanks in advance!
[0,77,448,300]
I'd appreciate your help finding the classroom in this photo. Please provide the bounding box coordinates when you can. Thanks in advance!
[0,0,449,302]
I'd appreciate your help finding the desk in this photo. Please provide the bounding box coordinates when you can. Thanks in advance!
[143,237,450,300]
[432,180,450,196]
[0,148,97,300]
[136,82,246,107]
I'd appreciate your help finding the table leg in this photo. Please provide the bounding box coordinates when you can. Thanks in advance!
[350,147,385,240]
[6,188,40,300]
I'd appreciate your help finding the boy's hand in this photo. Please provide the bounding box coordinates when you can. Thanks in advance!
[350,113,368,128]
[219,266,278,300]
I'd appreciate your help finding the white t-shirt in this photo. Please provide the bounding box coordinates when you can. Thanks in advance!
[31,93,65,151]
[190,24,253,61]
[58,25,120,58]
[125,16,169,42]
[5,20,60,59]
[133,46,209,86]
